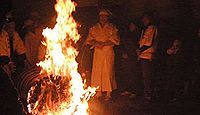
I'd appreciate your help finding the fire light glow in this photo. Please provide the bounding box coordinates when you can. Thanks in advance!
[27,0,96,114]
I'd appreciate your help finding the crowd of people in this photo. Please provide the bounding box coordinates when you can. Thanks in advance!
[84,9,200,103]
[0,8,200,114]
[0,11,46,114]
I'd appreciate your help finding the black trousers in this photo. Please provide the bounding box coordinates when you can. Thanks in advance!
[0,69,24,115]
[140,58,153,97]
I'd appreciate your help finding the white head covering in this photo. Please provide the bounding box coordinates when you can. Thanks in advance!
[99,9,112,16]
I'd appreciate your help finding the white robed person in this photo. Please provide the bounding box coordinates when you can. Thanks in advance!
[86,9,120,100]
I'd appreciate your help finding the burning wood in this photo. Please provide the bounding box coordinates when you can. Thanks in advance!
[27,0,96,114]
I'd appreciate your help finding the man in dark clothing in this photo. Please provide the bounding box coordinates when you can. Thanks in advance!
[0,56,24,115]
[0,15,24,115]
[166,39,184,102]
[120,21,141,98]
[192,28,200,100]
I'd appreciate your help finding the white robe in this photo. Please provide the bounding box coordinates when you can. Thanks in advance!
[87,23,120,92]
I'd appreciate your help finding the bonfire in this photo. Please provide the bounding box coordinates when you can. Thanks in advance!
[27,0,96,114]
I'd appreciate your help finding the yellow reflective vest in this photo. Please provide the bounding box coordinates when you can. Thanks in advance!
[139,25,158,60]
[0,30,26,58]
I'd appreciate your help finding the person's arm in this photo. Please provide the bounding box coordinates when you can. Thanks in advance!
[14,32,26,55]
[14,32,28,66]
[85,27,105,49]
[85,27,95,45]
[102,40,114,46]
[138,45,151,52]
[38,42,47,61]
[107,25,120,46]
[24,32,35,65]
[0,56,16,77]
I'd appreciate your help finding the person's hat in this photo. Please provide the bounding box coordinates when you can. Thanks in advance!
[5,12,15,23]
[99,9,112,16]
[0,17,4,29]
[142,11,155,21]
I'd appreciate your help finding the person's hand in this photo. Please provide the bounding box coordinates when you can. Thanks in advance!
[96,45,104,49]
[122,53,128,59]
[94,41,104,49]
[167,48,174,55]
[8,61,16,73]
[2,64,11,77]
[84,39,93,46]
[88,40,98,49]
[83,41,88,46]
[2,62,16,77]
[90,40,98,45]
[24,60,30,69]
[136,49,141,57]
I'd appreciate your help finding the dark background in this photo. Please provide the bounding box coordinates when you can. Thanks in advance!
[1,0,200,29]
[1,0,199,45]
[1,0,200,92]
[1,1,200,115]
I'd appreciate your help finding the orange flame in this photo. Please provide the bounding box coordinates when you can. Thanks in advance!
[27,0,96,114]
[39,0,80,77]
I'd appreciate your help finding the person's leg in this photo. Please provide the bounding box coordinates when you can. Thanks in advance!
[141,59,153,100]
[95,91,102,98]
[0,72,24,114]
[104,91,111,101]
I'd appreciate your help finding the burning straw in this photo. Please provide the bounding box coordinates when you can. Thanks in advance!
[27,0,96,114]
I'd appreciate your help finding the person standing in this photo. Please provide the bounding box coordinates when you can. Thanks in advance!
[166,39,184,102]
[19,11,41,41]
[136,12,158,101]
[0,13,25,115]
[86,9,120,100]
[192,28,200,101]
[120,20,141,98]
[24,23,44,68]
[0,13,27,74]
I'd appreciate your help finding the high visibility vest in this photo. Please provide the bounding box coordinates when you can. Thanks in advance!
[139,25,158,60]
[0,30,26,58]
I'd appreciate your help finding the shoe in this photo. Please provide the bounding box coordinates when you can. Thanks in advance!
[144,96,152,101]
[104,91,111,101]
[129,93,136,98]
[104,95,111,101]
[120,91,131,96]
[94,92,102,98]
[169,98,177,103]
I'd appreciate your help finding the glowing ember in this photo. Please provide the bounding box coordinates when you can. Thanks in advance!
[27,0,96,114]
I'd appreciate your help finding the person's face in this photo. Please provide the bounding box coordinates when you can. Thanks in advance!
[129,23,137,32]
[99,15,109,25]
[30,11,40,21]
[173,40,181,49]
[5,22,15,33]
[142,16,150,26]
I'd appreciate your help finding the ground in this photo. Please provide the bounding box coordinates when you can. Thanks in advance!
[1,78,200,115]
[88,92,200,115]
